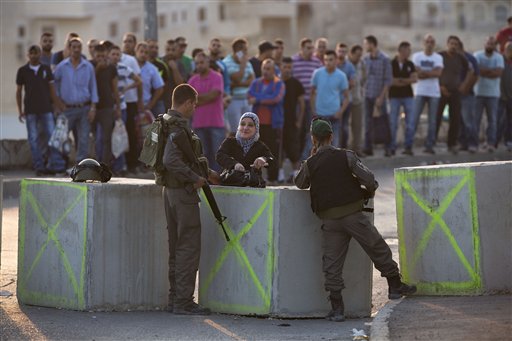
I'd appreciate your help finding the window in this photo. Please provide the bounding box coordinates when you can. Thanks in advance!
[495,5,508,22]
[198,7,206,22]
[159,14,166,28]
[18,26,25,38]
[109,22,118,37]
[130,18,140,33]
[181,10,187,22]
[219,4,225,21]
[172,11,178,23]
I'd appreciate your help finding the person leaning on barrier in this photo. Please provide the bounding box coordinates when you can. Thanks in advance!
[294,118,416,322]
[215,112,274,187]
[162,83,220,315]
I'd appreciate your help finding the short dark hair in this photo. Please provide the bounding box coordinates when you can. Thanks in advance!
[364,35,378,47]
[300,38,312,48]
[282,56,293,64]
[166,39,175,45]
[274,38,284,46]
[350,44,363,54]
[175,36,186,43]
[446,35,460,43]
[124,33,137,43]
[110,45,121,51]
[232,38,248,52]
[28,45,41,53]
[100,40,114,51]
[172,84,198,106]
[94,44,107,53]
[192,48,205,59]
[135,42,148,51]
[398,41,411,50]
[68,37,82,47]
[40,32,53,39]
[508,16,512,24]
[324,49,337,58]
[337,43,348,49]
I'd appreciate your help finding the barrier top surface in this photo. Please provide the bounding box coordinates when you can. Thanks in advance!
[395,160,512,172]
[21,178,157,186]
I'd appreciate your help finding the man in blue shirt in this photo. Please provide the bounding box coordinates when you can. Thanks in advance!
[336,43,357,148]
[311,50,350,148]
[54,37,98,163]
[135,42,164,116]
[474,36,505,152]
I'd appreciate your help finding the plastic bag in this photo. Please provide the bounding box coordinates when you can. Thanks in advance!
[111,119,129,158]
[48,114,72,155]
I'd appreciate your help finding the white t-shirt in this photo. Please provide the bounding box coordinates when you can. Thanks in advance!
[412,51,444,98]
[121,53,141,103]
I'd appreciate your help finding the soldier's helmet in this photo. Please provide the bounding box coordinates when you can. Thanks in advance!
[70,158,112,183]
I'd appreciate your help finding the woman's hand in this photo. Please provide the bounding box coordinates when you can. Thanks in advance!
[234,163,245,171]
[251,157,268,170]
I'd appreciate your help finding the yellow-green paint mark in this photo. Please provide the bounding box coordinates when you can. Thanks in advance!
[395,168,482,294]
[199,187,275,313]
[18,179,88,309]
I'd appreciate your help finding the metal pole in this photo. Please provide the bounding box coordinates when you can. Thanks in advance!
[144,0,158,41]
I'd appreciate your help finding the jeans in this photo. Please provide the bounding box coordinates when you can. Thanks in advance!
[63,106,91,162]
[497,98,512,148]
[319,116,341,148]
[413,96,440,149]
[339,103,352,148]
[459,95,478,148]
[25,112,66,172]
[125,102,139,170]
[364,97,390,151]
[259,125,280,181]
[389,97,414,150]
[474,96,499,146]
[226,98,251,133]
[436,91,461,148]
[350,101,364,152]
[194,127,226,172]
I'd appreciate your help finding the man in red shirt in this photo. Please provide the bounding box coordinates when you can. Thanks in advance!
[496,16,512,54]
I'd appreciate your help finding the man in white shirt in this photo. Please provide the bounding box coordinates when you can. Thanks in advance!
[411,34,444,154]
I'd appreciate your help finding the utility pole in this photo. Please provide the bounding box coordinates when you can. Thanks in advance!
[144,0,158,41]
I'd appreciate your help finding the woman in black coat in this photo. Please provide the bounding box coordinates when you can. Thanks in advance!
[216,112,273,183]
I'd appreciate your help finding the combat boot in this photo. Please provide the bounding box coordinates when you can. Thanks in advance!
[325,291,345,322]
[387,275,417,299]
[173,301,211,315]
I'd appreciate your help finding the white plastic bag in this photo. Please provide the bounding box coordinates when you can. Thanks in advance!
[111,119,129,158]
[48,114,72,155]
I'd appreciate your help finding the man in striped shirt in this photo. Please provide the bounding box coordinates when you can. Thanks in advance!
[292,38,322,159]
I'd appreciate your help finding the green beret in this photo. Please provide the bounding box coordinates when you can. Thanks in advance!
[311,119,333,137]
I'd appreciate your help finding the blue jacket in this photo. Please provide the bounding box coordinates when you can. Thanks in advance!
[248,77,285,129]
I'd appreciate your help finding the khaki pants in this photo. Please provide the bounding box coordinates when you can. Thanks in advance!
[163,187,202,307]
[321,211,399,292]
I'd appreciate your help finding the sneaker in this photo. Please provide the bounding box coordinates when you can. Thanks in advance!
[448,146,458,155]
[423,147,435,155]
[173,302,211,315]
[325,292,345,322]
[488,145,495,153]
[387,275,417,299]
[402,148,414,156]
[468,146,477,154]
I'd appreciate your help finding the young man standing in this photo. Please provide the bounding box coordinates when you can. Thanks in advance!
[336,43,357,149]
[474,36,504,152]
[147,39,171,115]
[54,37,98,163]
[39,32,54,66]
[411,34,444,154]
[250,41,277,78]
[389,41,417,155]
[496,16,512,54]
[135,42,164,116]
[348,45,366,155]
[16,45,66,175]
[273,38,285,68]
[311,50,350,148]
[498,42,512,151]
[362,35,393,157]
[162,84,219,315]
[294,118,416,322]
[435,36,469,154]
[188,52,224,171]
[248,59,285,184]
[314,38,328,65]
[280,57,305,182]
[175,36,193,81]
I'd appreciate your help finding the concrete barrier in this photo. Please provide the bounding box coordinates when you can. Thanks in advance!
[395,161,512,295]
[0,140,31,169]
[199,186,373,318]
[17,178,168,311]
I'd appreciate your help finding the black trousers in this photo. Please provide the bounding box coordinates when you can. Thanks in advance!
[321,211,399,292]
[436,91,461,148]
[125,102,139,169]
[259,124,280,182]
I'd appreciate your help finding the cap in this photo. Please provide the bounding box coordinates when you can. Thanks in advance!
[258,41,277,53]
[311,119,333,138]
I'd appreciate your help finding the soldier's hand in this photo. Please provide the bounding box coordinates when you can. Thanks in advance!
[193,177,207,189]
[208,170,221,185]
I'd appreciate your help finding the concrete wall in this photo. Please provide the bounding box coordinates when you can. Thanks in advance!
[17,178,168,311]
[395,161,512,295]
[199,186,373,318]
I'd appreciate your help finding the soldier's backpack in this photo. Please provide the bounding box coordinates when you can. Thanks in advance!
[138,113,171,185]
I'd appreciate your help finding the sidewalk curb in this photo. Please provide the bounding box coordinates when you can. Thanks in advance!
[370,298,403,341]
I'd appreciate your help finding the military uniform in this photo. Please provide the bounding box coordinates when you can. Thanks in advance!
[161,109,211,314]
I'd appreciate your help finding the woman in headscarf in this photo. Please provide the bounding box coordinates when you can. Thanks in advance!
[216,112,274,183]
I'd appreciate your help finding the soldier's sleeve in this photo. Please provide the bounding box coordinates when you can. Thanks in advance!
[163,131,201,184]
[294,160,311,189]
[346,151,378,193]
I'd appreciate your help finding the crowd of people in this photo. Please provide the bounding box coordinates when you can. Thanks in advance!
[16,16,512,180]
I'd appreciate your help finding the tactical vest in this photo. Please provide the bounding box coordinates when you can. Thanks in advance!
[306,148,364,213]
[160,112,209,188]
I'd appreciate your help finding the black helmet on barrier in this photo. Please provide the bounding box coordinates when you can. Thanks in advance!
[70,158,112,183]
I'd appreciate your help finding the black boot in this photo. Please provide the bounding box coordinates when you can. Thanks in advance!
[387,275,417,299]
[325,291,345,322]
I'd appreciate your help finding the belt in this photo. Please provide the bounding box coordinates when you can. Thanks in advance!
[66,101,91,108]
